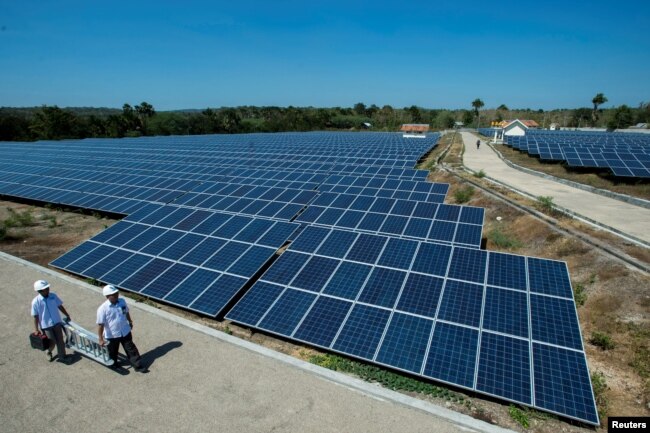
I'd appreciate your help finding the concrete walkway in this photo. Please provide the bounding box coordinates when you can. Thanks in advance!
[463,132,650,245]
[0,252,514,433]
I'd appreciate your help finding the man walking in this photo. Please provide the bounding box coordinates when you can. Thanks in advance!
[476,139,481,149]
[31,279,72,363]
[97,285,146,372]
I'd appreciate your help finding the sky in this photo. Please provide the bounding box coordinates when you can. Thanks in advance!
[1,1,649,111]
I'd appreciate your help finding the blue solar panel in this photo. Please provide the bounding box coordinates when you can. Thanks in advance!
[258,288,317,335]
[530,295,583,350]
[65,245,115,273]
[190,274,248,316]
[181,237,227,265]
[533,343,599,424]
[396,273,443,317]
[262,252,309,285]
[290,226,330,253]
[375,313,433,373]
[316,229,358,258]
[322,261,372,300]
[332,305,391,360]
[357,267,406,308]
[477,333,532,404]
[121,258,172,291]
[377,238,418,270]
[293,296,352,346]
[423,322,478,388]
[164,269,221,307]
[227,246,276,277]
[447,247,487,284]
[291,256,340,292]
[487,252,527,291]
[203,241,250,272]
[50,241,100,269]
[482,287,529,338]
[528,258,573,298]
[346,233,387,264]
[141,263,195,298]
[437,280,484,327]
[411,242,451,277]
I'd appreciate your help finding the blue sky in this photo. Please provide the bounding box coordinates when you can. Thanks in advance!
[1,1,648,111]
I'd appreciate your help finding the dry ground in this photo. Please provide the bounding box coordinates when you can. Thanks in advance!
[1,152,649,433]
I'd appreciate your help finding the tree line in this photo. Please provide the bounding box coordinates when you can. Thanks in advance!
[1,100,648,142]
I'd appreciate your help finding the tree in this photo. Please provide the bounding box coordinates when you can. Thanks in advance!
[29,105,79,140]
[607,105,634,130]
[353,102,367,116]
[471,98,484,128]
[591,93,608,125]
[135,101,156,134]
[406,105,422,123]
[497,104,509,111]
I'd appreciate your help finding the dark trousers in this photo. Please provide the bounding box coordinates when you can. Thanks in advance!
[43,323,66,357]
[107,332,141,369]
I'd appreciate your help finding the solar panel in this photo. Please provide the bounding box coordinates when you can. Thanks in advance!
[51,206,299,317]
[226,226,598,425]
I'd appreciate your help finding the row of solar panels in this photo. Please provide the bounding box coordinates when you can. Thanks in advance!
[503,131,650,178]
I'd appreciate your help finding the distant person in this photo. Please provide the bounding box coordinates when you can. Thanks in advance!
[97,285,145,372]
[476,139,481,149]
[31,279,72,363]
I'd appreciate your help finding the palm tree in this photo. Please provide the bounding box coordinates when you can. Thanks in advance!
[472,98,484,128]
[591,93,607,126]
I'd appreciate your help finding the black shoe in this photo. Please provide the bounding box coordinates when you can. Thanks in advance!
[57,355,72,364]
[47,351,54,362]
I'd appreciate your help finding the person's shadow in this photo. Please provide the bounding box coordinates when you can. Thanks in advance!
[138,341,183,369]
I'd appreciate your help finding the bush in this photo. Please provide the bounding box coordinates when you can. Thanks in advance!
[5,208,34,228]
[573,283,587,306]
[0,224,6,241]
[590,331,616,350]
[454,186,475,203]
[508,405,529,428]
[591,371,609,419]
[487,227,523,250]
[536,196,555,213]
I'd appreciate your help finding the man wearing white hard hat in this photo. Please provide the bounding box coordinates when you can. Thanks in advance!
[31,279,72,363]
[96,285,145,371]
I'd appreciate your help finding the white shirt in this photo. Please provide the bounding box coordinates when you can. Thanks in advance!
[96,298,131,339]
[31,293,63,329]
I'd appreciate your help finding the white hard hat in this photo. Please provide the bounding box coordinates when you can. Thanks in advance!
[102,285,119,296]
[34,280,50,292]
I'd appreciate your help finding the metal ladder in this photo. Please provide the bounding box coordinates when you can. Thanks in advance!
[63,319,114,366]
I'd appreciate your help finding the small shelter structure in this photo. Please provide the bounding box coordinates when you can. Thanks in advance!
[400,123,429,138]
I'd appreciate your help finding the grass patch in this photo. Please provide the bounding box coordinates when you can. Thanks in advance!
[536,196,555,213]
[454,185,475,204]
[508,405,529,429]
[223,325,233,335]
[84,278,102,287]
[573,283,587,306]
[0,225,6,241]
[591,371,609,420]
[4,208,35,228]
[589,331,616,350]
[486,227,523,250]
[309,353,464,403]
[474,169,486,178]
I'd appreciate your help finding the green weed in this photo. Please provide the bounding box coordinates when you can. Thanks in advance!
[454,185,475,204]
[5,208,35,228]
[487,227,523,250]
[474,169,486,178]
[573,283,587,307]
[224,325,233,335]
[590,332,616,350]
[508,405,529,428]
[0,224,6,241]
[309,354,464,403]
[536,196,555,213]
[591,371,609,420]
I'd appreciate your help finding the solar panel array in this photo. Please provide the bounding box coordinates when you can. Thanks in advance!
[226,226,599,425]
[504,130,650,178]
[0,131,598,425]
